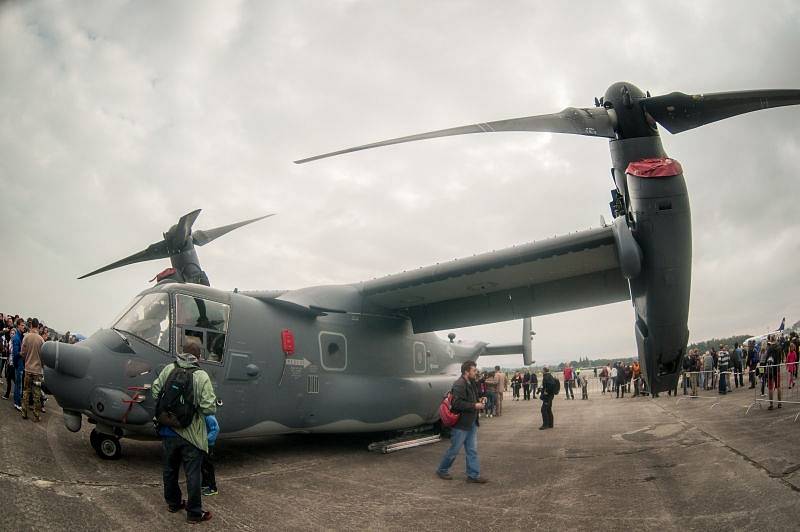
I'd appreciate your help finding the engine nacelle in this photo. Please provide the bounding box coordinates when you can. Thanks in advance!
[611,137,692,393]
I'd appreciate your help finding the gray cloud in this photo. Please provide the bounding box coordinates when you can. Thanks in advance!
[1,1,798,365]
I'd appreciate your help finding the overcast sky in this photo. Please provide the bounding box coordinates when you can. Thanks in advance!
[1,1,799,366]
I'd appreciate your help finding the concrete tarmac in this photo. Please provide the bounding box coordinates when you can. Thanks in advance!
[1,386,798,531]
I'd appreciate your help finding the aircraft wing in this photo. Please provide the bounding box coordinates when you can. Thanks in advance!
[360,225,632,333]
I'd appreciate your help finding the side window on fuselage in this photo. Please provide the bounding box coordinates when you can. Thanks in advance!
[175,294,230,364]
[319,331,347,371]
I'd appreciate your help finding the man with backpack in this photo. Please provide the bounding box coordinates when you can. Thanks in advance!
[151,343,217,524]
[436,360,488,483]
[539,366,558,429]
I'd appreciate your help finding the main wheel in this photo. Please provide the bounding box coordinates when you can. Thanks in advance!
[92,430,122,460]
[89,429,101,451]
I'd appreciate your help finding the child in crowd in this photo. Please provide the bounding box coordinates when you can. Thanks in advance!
[201,414,219,496]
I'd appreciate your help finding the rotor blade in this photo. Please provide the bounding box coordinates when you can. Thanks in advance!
[192,214,275,247]
[642,89,800,134]
[78,240,170,279]
[164,209,202,251]
[294,107,615,163]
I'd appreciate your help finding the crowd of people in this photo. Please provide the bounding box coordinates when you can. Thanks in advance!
[0,312,72,420]
[681,332,798,409]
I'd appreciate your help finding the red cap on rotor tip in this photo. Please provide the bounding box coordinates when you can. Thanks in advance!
[626,157,683,178]
[150,267,177,283]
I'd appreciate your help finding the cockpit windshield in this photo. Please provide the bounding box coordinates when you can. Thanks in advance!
[113,292,171,351]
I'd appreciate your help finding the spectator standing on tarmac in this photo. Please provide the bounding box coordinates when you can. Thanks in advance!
[787,343,797,389]
[2,328,15,400]
[759,340,769,396]
[578,370,588,400]
[494,366,507,416]
[201,414,220,497]
[703,351,714,390]
[747,341,758,389]
[600,365,609,394]
[20,318,44,421]
[632,360,642,397]
[151,343,217,523]
[765,339,783,410]
[436,360,487,483]
[732,342,744,389]
[539,367,556,429]
[610,364,618,396]
[522,371,532,401]
[530,370,538,399]
[563,365,575,400]
[11,319,25,411]
[484,372,497,417]
[616,363,626,398]
[717,346,730,394]
[511,372,522,401]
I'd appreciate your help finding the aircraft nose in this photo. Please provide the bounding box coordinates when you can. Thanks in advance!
[41,341,92,378]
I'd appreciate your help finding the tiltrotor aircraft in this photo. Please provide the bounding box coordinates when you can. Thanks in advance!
[42,81,798,459]
[42,209,533,459]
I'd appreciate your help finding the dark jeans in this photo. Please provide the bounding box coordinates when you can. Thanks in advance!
[201,448,216,490]
[162,437,204,518]
[719,372,727,394]
[734,365,743,387]
[3,362,14,398]
[564,380,574,399]
[13,364,24,406]
[540,397,553,427]
[522,384,531,400]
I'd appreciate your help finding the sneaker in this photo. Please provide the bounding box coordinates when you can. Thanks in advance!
[168,500,186,513]
[201,486,219,496]
[187,511,212,524]
[40,407,46,413]
[13,404,21,412]
[466,477,489,484]
[1,395,7,400]
[436,471,453,480]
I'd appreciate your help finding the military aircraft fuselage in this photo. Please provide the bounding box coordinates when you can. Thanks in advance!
[42,282,479,442]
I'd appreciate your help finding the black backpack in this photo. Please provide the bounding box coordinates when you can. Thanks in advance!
[155,363,199,429]
[552,377,561,395]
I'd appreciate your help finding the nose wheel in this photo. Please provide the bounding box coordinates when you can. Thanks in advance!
[90,429,122,460]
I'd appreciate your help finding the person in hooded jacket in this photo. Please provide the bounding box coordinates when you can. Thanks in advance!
[151,342,217,524]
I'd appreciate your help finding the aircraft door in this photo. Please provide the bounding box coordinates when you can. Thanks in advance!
[413,341,427,373]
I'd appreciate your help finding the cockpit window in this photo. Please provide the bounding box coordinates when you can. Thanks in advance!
[175,294,230,363]
[113,292,170,351]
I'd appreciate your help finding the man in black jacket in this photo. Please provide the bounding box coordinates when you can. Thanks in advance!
[540,367,556,429]
[436,360,488,483]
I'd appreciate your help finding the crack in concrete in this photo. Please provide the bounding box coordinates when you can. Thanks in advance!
[654,402,800,493]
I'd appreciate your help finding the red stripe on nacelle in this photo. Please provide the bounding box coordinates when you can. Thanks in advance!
[626,157,683,178]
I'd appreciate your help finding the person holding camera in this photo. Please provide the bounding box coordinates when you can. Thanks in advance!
[436,360,488,483]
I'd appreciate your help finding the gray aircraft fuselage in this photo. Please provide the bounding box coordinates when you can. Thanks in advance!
[42,282,480,443]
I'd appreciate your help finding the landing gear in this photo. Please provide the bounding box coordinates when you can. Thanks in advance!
[90,429,122,460]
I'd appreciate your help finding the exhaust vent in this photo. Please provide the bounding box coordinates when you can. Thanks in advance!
[307,375,319,394]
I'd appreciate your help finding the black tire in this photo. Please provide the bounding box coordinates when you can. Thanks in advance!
[89,429,101,451]
[94,431,122,460]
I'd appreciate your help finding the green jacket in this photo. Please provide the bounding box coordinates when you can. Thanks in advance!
[151,359,217,453]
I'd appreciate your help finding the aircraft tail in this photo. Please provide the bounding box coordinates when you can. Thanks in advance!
[481,318,534,365]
